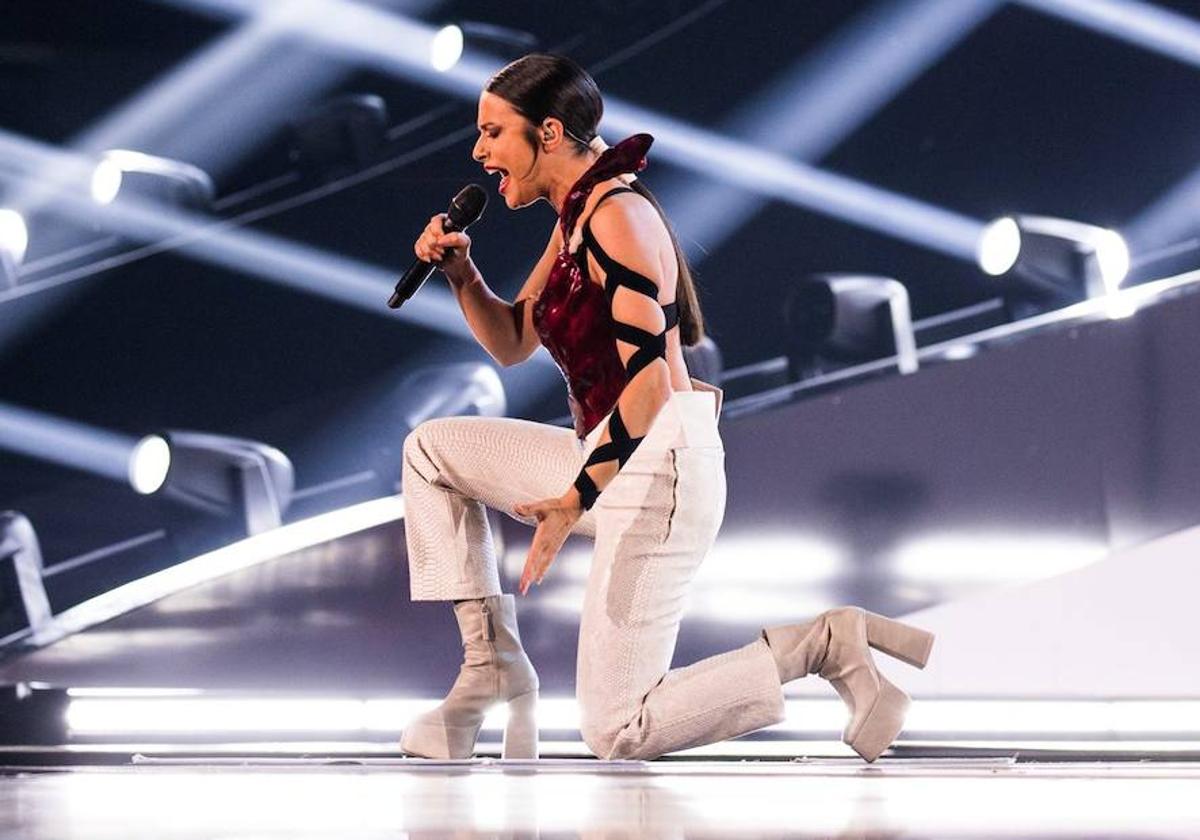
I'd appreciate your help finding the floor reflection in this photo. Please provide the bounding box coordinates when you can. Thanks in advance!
[3,759,1199,838]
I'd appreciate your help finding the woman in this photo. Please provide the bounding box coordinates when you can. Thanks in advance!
[399,54,934,762]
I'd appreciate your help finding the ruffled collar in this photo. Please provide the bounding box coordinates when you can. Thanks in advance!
[558,133,653,242]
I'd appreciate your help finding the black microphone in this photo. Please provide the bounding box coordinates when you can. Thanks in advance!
[388,184,488,309]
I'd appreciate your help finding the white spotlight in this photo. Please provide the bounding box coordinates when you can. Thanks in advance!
[128,435,171,495]
[400,362,506,428]
[158,431,294,535]
[90,149,215,210]
[1094,228,1131,295]
[976,216,1021,276]
[90,158,124,206]
[0,208,29,265]
[430,25,464,72]
[979,215,1132,313]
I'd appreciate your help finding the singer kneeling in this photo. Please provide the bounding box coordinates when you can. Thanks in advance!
[399,53,935,762]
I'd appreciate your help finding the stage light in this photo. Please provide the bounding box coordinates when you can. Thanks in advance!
[136,1,981,261]
[399,362,506,428]
[977,217,1020,276]
[978,215,1131,314]
[429,24,463,72]
[128,435,171,495]
[63,691,1200,741]
[454,20,539,60]
[0,512,53,641]
[0,208,29,265]
[90,158,122,205]
[90,149,215,211]
[1,128,469,332]
[156,431,294,535]
[287,94,389,181]
[1094,228,1131,293]
[0,208,28,288]
[783,274,918,378]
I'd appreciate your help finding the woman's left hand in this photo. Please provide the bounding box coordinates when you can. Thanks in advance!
[514,490,584,595]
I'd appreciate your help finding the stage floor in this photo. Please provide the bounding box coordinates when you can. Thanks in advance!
[3,755,1199,838]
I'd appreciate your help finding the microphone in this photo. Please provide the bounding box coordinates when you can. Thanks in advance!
[388,184,488,309]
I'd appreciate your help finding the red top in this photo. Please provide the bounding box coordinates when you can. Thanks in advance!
[532,133,654,440]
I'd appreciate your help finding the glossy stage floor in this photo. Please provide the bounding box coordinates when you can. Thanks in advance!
[4,749,1200,838]
[5,490,1200,838]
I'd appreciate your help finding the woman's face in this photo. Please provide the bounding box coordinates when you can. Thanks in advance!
[473,91,540,209]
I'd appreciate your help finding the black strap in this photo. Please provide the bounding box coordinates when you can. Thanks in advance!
[581,231,678,330]
[612,321,667,381]
[571,190,684,511]
[574,404,644,510]
[574,187,635,265]
[662,301,680,331]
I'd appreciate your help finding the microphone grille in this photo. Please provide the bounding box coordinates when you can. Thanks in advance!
[448,183,488,229]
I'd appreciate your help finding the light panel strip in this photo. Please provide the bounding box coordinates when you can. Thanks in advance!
[65,695,1200,738]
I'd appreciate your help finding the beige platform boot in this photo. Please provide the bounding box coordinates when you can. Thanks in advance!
[762,606,934,763]
[400,593,539,759]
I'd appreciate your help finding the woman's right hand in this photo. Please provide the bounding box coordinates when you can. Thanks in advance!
[415,212,472,278]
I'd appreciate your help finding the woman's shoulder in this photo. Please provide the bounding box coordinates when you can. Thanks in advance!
[585,186,666,253]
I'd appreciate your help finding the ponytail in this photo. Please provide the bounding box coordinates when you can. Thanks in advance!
[628,179,706,346]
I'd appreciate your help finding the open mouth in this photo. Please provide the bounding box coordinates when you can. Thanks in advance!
[488,166,510,195]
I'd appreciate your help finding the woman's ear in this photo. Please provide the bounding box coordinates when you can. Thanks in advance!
[540,117,564,148]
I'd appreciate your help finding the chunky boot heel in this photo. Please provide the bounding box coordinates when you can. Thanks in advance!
[502,689,539,759]
[863,610,935,669]
[763,606,924,763]
[400,593,539,760]
[843,674,910,763]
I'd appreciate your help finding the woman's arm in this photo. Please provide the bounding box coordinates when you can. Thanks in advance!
[566,197,674,510]
[433,221,562,367]
[515,198,673,593]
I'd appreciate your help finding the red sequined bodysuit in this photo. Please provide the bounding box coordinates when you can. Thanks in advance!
[531,133,679,441]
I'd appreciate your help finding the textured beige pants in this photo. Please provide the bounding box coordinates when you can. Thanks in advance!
[402,378,786,759]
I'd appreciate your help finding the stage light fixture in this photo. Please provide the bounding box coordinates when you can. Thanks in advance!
[0,512,52,640]
[399,362,506,428]
[287,94,390,182]
[455,21,539,57]
[977,217,1021,276]
[91,149,216,211]
[0,208,28,288]
[155,432,295,536]
[977,215,1130,315]
[0,208,29,264]
[429,24,464,72]
[783,274,918,379]
[128,435,171,495]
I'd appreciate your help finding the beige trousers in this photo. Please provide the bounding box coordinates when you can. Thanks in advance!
[402,378,786,759]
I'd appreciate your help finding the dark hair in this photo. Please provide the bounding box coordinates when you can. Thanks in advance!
[485,53,706,347]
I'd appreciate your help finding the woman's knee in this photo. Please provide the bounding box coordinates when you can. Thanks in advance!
[402,417,459,478]
[580,717,658,761]
[577,690,646,760]
[579,717,618,759]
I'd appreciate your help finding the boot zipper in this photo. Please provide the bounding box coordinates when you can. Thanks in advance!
[481,603,495,640]
[482,602,498,695]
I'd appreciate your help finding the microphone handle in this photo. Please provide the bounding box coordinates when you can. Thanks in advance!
[387,214,467,310]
